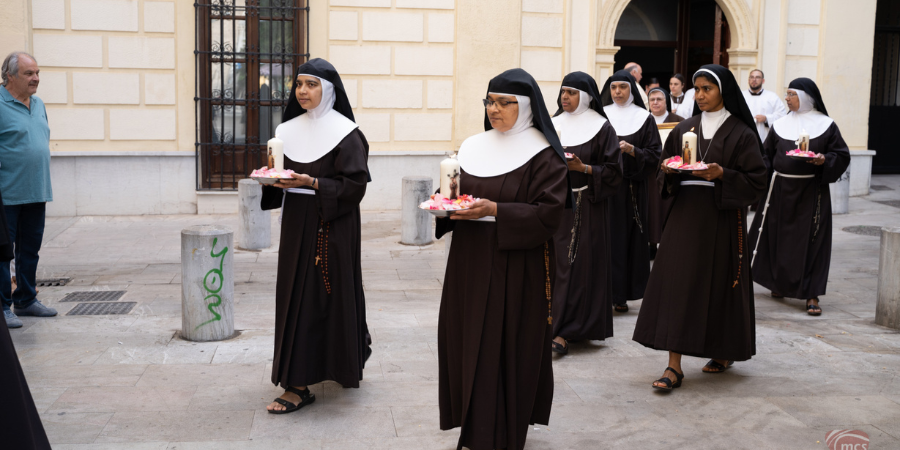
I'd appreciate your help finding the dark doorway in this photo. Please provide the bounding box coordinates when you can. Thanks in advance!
[869,0,900,174]
[614,0,730,92]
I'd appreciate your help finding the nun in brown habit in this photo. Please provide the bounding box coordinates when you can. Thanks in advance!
[435,68,570,450]
[601,70,663,312]
[748,77,850,316]
[549,72,623,354]
[259,58,371,413]
[633,65,767,390]
[0,185,50,449]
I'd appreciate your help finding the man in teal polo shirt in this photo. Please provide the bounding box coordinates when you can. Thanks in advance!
[0,52,56,328]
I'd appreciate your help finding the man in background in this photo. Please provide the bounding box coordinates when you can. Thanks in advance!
[742,69,787,143]
[624,62,650,110]
[0,52,56,328]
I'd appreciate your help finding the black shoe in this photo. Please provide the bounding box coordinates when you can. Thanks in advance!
[652,367,684,391]
[268,387,315,414]
[551,339,568,355]
[614,303,629,313]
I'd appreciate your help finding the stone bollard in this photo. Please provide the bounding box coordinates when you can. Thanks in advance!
[876,226,900,330]
[830,168,850,214]
[181,225,235,341]
[237,179,271,250]
[401,176,433,246]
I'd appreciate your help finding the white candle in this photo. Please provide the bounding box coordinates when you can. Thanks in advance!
[440,153,461,199]
[682,127,697,165]
[267,135,284,172]
[799,129,810,152]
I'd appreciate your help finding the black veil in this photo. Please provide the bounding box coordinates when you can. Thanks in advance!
[282,58,355,123]
[554,71,606,118]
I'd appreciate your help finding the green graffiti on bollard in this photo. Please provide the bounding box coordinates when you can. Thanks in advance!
[196,237,228,330]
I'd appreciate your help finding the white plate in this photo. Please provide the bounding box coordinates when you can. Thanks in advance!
[251,176,293,185]
[419,206,470,217]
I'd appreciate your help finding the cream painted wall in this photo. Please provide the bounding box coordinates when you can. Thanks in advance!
[4,0,883,216]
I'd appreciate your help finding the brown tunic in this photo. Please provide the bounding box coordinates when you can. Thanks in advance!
[552,122,623,341]
[262,129,371,388]
[749,122,850,299]
[608,116,662,304]
[436,147,568,450]
[633,116,767,361]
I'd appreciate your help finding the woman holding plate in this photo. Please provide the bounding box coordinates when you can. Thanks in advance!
[549,71,623,355]
[434,68,570,450]
[600,69,663,313]
[633,64,767,390]
[259,58,372,413]
[748,78,850,316]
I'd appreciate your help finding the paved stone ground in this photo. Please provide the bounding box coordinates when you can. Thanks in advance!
[9,175,900,449]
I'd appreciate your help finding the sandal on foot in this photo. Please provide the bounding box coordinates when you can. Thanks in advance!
[807,299,822,316]
[551,339,568,355]
[652,367,684,391]
[702,360,734,373]
[614,304,629,313]
[268,387,315,415]
[770,292,784,298]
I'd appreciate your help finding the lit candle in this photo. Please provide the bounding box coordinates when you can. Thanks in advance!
[798,129,810,152]
[682,127,697,165]
[267,135,284,172]
[440,153,460,199]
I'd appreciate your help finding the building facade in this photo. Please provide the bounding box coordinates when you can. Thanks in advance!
[0,0,880,216]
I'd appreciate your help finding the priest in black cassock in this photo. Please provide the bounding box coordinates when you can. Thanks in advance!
[647,87,683,252]
[601,70,662,312]
[633,64,767,390]
[748,78,850,316]
[549,72,623,355]
[435,68,570,450]
[260,58,371,413]
[0,186,50,449]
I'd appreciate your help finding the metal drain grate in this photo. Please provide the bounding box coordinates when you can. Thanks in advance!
[842,226,883,237]
[67,302,136,316]
[870,185,893,191]
[60,291,127,303]
[874,200,900,208]
[36,277,71,287]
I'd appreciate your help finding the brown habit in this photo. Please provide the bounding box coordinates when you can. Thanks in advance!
[436,148,568,450]
[633,115,767,361]
[608,116,662,304]
[749,122,850,299]
[262,129,371,388]
[552,122,623,341]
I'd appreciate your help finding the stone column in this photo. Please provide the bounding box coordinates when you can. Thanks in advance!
[876,226,900,331]
[401,176,433,246]
[830,168,851,214]
[181,225,235,341]
[237,179,271,250]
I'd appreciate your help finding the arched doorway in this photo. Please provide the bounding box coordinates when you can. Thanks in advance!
[595,0,757,90]
[613,0,730,90]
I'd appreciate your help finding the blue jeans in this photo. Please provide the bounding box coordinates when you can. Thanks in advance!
[0,203,45,311]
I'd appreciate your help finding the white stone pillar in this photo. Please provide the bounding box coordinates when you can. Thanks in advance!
[400,176,433,246]
[876,226,900,331]
[830,168,850,214]
[181,225,235,341]
[237,179,271,250]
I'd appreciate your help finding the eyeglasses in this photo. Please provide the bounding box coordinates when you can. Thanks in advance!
[785,92,798,98]
[482,98,518,109]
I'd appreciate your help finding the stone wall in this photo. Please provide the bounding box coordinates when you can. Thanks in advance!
[30,0,180,153]
[326,0,456,152]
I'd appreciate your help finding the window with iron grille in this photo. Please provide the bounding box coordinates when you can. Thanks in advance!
[195,0,309,190]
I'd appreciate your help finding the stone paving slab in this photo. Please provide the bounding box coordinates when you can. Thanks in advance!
[8,174,900,449]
